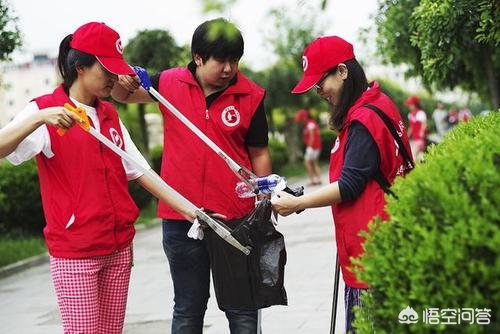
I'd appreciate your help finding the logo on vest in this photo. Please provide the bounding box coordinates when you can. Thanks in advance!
[331,137,340,154]
[109,128,123,148]
[221,105,240,127]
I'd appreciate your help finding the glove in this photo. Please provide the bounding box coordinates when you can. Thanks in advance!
[133,66,152,90]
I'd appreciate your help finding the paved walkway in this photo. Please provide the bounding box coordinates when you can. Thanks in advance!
[0,179,346,334]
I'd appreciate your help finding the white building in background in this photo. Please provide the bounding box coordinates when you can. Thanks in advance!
[0,54,58,127]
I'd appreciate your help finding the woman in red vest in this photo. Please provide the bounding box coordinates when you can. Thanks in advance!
[0,22,195,333]
[272,36,413,333]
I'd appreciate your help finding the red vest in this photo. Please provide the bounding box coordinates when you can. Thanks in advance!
[157,68,265,220]
[34,85,138,258]
[303,119,321,150]
[329,81,412,288]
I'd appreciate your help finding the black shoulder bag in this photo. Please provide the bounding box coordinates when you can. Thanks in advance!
[364,104,414,199]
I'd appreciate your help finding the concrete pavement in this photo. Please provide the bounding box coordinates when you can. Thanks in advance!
[0,180,346,333]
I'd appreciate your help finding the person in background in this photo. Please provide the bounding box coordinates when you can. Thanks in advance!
[447,105,459,129]
[432,101,449,140]
[112,18,271,334]
[271,36,413,333]
[458,105,472,122]
[294,108,323,186]
[405,95,428,161]
[0,22,196,334]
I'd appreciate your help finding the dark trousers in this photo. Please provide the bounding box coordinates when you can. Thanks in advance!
[344,286,367,334]
[162,219,258,334]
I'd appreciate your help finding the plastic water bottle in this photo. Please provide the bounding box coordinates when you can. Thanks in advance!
[235,174,287,198]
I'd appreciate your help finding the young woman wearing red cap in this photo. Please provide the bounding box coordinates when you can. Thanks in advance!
[272,36,414,333]
[0,22,196,333]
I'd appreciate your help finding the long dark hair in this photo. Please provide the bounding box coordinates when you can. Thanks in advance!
[57,34,97,93]
[329,59,369,131]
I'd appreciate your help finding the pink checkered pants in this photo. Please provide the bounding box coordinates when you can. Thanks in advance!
[50,246,133,334]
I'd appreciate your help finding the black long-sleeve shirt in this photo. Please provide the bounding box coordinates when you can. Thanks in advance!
[338,121,380,202]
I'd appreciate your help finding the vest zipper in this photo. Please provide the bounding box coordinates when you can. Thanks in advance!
[205,109,209,119]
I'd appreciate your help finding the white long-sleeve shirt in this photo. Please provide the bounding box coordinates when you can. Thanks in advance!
[6,99,150,180]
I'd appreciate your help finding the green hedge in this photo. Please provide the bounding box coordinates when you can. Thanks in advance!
[354,113,500,333]
[268,137,289,174]
[320,129,337,161]
[0,159,45,236]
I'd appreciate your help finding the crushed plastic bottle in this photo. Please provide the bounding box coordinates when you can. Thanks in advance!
[235,174,287,198]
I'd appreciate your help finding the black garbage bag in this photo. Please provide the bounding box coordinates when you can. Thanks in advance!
[203,199,287,311]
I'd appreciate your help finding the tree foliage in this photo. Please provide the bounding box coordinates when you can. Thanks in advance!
[374,0,500,109]
[123,29,188,156]
[257,5,327,163]
[124,29,188,74]
[0,0,22,62]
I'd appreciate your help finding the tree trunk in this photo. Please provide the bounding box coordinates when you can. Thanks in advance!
[138,104,150,159]
[283,116,301,164]
[482,46,499,110]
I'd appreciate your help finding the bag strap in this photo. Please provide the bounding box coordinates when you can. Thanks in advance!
[363,104,414,198]
[364,104,414,168]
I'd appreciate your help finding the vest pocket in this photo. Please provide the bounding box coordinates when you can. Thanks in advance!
[65,214,76,229]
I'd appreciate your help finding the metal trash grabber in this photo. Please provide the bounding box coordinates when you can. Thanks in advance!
[329,254,341,333]
[133,67,259,194]
[59,103,251,255]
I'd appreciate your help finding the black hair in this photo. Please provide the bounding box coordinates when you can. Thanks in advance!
[191,18,244,63]
[57,34,97,93]
[329,59,369,131]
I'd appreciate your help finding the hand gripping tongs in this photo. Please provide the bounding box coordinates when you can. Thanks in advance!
[58,103,251,255]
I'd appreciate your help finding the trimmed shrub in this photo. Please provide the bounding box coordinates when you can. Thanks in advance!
[319,128,337,161]
[128,145,163,211]
[150,144,163,173]
[268,137,289,174]
[0,159,45,236]
[354,113,500,333]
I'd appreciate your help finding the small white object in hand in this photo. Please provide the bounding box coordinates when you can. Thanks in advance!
[187,218,204,240]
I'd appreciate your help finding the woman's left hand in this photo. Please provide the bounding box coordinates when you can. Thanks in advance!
[271,191,302,217]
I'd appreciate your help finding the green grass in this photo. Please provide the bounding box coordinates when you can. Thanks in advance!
[0,236,47,267]
[0,201,160,268]
[135,199,160,226]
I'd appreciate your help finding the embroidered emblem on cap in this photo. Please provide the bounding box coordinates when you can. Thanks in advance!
[116,38,123,54]
[221,105,240,127]
[302,55,308,71]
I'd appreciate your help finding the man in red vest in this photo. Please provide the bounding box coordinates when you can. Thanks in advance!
[112,18,271,334]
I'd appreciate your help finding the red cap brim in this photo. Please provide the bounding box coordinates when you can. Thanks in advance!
[291,73,322,94]
[97,56,135,75]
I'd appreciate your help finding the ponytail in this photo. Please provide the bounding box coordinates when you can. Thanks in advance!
[56,34,97,92]
[57,34,72,85]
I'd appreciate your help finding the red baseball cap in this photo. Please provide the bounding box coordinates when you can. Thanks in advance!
[405,95,420,106]
[294,109,309,123]
[70,22,134,75]
[292,36,355,94]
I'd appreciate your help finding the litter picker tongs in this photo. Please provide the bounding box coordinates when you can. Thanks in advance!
[133,67,259,194]
[58,103,251,255]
